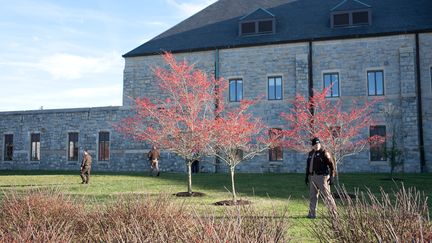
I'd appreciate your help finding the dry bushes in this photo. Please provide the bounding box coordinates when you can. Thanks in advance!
[0,191,288,243]
[313,186,432,243]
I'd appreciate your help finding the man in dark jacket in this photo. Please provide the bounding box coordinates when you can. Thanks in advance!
[148,146,161,176]
[80,149,92,184]
[305,138,336,218]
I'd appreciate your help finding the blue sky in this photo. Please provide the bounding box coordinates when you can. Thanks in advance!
[0,0,216,111]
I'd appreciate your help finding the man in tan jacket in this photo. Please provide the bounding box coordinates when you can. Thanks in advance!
[148,146,161,176]
[80,149,92,184]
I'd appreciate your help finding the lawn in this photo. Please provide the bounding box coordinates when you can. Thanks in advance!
[0,170,431,242]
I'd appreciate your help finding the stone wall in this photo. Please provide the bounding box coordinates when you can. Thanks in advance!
[0,33,430,173]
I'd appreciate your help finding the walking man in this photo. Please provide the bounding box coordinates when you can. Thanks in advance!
[148,145,161,176]
[80,149,92,184]
[305,138,337,218]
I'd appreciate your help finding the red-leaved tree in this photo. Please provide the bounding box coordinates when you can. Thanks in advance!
[282,88,383,179]
[210,100,279,203]
[116,53,225,195]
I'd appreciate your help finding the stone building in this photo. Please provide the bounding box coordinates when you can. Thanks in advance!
[0,0,431,173]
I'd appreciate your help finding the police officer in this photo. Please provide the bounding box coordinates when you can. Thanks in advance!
[305,137,336,218]
[80,149,92,184]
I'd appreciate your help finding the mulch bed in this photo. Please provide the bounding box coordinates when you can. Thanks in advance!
[174,191,206,197]
[213,199,252,206]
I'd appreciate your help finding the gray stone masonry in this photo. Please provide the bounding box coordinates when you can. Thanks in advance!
[0,33,431,173]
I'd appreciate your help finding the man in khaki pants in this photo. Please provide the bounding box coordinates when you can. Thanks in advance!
[305,138,336,218]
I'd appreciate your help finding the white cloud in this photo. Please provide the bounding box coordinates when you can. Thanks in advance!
[166,0,217,17]
[38,52,123,80]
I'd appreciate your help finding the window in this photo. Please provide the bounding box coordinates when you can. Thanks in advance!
[370,126,386,161]
[229,79,243,102]
[331,10,371,28]
[240,19,275,36]
[269,128,283,161]
[4,134,13,161]
[30,133,40,161]
[68,132,79,161]
[268,76,282,100]
[258,20,273,33]
[98,132,110,161]
[352,11,369,25]
[323,73,340,97]
[330,126,341,139]
[333,13,349,27]
[368,70,384,96]
[241,22,255,34]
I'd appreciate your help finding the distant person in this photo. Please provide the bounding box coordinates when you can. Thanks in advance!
[80,149,92,184]
[305,138,336,219]
[148,146,161,176]
[191,159,199,173]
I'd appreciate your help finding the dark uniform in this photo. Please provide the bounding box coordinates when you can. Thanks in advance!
[80,151,92,184]
[305,138,336,218]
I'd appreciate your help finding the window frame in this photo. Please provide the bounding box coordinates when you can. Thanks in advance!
[30,133,41,161]
[369,125,387,162]
[229,78,243,102]
[323,72,340,98]
[331,9,372,28]
[367,70,385,96]
[267,76,283,100]
[98,131,110,161]
[239,18,275,36]
[269,128,283,161]
[3,134,14,161]
[67,132,79,161]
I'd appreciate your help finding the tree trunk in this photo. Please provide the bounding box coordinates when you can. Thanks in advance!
[334,157,340,187]
[187,160,192,194]
[230,166,237,203]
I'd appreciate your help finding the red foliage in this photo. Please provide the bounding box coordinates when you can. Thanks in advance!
[282,87,384,170]
[116,53,225,161]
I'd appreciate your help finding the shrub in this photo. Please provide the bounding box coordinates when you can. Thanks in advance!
[0,191,288,242]
[313,185,432,243]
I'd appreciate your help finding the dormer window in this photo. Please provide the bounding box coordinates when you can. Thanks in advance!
[330,0,372,28]
[239,8,276,36]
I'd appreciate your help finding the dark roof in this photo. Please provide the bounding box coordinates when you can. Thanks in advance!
[124,0,432,57]
[331,0,371,12]
[240,8,275,21]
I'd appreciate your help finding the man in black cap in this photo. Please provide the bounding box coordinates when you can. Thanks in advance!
[305,137,336,218]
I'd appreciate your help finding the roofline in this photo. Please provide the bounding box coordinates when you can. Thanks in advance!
[330,0,371,11]
[122,29,432,58]
[0,106,123,115]
[239,7,275,21]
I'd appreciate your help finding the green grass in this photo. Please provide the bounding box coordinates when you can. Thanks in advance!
[0,170,431,242]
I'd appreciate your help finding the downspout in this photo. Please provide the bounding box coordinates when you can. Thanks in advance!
[415,33,426,172]
[308,41,314,98]
[214,49,221,173]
